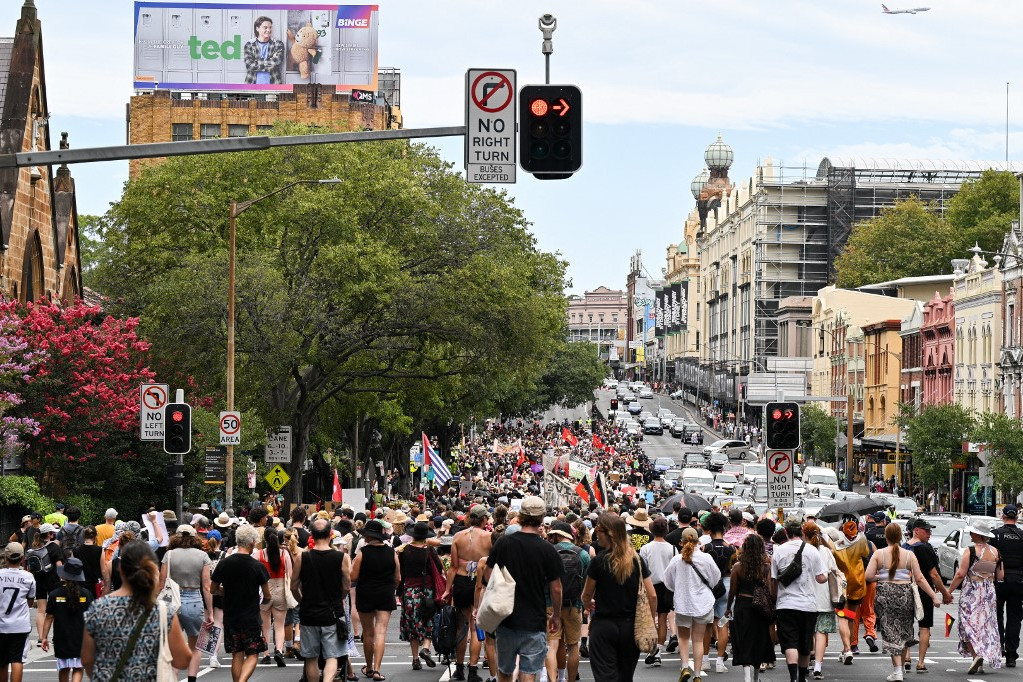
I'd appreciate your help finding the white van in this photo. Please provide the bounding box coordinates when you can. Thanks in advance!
[681,467,715,490]
[802,466,840,489]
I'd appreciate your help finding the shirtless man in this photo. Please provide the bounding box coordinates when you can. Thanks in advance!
[443,504,492,681]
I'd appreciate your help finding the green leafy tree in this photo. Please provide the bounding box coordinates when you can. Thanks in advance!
[93,123,568,503]
[835,197,956,288]
[901,403,974,489]
[945,169,1020,254]
[971,412,1023,499]
[799,403,837,466]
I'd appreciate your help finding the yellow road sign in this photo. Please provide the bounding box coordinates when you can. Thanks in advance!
[265,464,290,492]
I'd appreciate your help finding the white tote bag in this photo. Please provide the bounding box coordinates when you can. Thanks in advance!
[156,600,176,682]
[476,564,516,633]
[158,550,181,612]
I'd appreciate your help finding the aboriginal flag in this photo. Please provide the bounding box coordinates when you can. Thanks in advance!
[945,612,955,638]
[575,475,595,504]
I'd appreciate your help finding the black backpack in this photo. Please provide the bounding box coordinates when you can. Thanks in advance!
[58,524,84,560]
[556,545,585,607]
[432,604,466,658]
[27,546,53,576]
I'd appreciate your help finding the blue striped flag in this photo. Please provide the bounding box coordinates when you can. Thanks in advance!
[422,432,452,486]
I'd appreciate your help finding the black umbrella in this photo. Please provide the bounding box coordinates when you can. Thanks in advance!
[661,492,711,514]
[816,495,886,520]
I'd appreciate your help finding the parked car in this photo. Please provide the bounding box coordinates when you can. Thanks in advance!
[741,463,767,484]
[658,409,676,428]
[686,483,716,498]
[799,497,836,517]
[627,401,643,415]
[808,484,842,499]
[683,428,704,446]
[661,468,684,491]
[801,466,840,489]
[669,389,684,400]
[703,439,750,460]
[639,387,655,399]
[682,467,715,490]
[638,411,654,423]
[912,515,966,550]
[684,452,706,468]
[669,418,688,438]
[708,450,729,472]
[720,462,744,478]
[643,418,664,435]
[714,473,738,493]
[936,517,1001,581]
[874,494,921,519]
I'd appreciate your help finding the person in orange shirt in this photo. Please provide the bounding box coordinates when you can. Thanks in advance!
[95,509,117,547]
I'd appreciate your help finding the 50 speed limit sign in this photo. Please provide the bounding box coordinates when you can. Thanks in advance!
[219,411,241,445]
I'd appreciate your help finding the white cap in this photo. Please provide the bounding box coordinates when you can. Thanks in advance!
[105,508,118,519]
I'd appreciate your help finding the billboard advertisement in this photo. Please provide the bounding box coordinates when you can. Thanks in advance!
[133,3,379,92]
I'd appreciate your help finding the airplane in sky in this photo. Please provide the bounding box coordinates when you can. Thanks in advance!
[882,4,931,13]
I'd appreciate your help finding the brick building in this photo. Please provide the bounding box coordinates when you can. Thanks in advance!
[0,1,82,304]
[999,221,1023,417]
[921,289,955,406]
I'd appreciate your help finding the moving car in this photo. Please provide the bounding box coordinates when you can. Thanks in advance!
[669,389,684,400]
[741,463,767,484]
[658,409,676,428]
[684,452,706,468]
[643,418,664,436]
[703,439,750,460]
[683,428,704,445]
[801,466,840,490]
[686,483,715,498]
[621,392,638,403]
[625,422,643,440]
[681,468,715,491]
[669,418,688,438]
[639,387,655,399]
[627,401,643,415]
[653,456,675,473]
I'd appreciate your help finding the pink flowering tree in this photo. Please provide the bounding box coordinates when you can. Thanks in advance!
[0,308,41,470]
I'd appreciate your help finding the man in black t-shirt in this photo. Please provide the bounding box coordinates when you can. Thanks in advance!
[992,504,1023,666]
[212,523,270,681]
[485,496,563,682]
[290,506,312,548]
[903,519,952,672]
[702,512,736,674]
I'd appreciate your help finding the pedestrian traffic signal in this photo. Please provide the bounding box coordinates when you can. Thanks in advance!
[163,403,192,455]
[519,84,582,179]
[165,462,184,487]
[765,401,800,450]
[610,398,619,412]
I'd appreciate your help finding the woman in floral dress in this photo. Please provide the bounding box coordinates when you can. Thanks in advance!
[948,520,1004,674]
[397,522,444,671]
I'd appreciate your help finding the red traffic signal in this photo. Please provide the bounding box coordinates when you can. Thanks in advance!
[170,410,184,422]
[519,84,582,179]
[765,401,800,450]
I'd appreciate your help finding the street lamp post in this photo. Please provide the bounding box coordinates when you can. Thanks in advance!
[225,178,341,512]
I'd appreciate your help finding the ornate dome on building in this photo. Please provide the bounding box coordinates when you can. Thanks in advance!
[704,134,733,171]
[690,167,710,199]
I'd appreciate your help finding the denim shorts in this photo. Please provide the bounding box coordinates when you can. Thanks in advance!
[713,577,731,620]
[495,625,547,675]
[178,589,205,638]
[300,624,346,659]
[285,607,300,626]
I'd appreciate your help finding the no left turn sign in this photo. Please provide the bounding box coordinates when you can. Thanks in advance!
[219,410,241,445]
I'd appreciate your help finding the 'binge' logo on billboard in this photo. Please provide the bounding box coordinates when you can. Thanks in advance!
[335,5,374,29]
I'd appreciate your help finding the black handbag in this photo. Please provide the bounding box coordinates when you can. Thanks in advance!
[777,542,806,587]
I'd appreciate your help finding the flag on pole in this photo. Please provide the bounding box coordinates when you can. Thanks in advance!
[594,472,609,507]
[561,427,578,446]
[592,434,604,451]
[422,432,452,486]
[575,475,596,504]
[945,612,955,638]
[331,468,342,503]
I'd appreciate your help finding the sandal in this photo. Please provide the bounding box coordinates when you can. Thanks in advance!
[372,673,386,681]
[347,673,358,682]
[916,664,928,673]
[361,665,372,679]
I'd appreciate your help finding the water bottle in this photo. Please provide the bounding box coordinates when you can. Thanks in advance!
[476,625,485,641]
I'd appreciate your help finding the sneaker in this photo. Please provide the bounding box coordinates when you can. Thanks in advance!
[419,649,436,668]
[866,635,878,653]
[666,636,679,653]
[885,671,903,682]
[650,655,662,667]
[209,657,221,669]
[715,659,728,673]
[260,655,271,665]
[904,662,910,672]
[850,645,860,655]
[1006,656,1017,668]
[645,647,661,666]
[274,650,286,667]
[842,651,853,666]
[967,656,983,674]
[579,642,589,659]
[452,664,466,681]
[679,667,693,682]
[467,665,481,682]
[812,670,823,680]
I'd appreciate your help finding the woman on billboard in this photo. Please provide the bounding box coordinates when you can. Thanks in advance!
[244,16,285,84]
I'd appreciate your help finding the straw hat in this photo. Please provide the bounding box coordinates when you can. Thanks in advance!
[626,508,651,528]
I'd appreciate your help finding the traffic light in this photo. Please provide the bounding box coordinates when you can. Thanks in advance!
[765,401,800,450]
[163,403,192,455]
[519,84,582,179]
[165,462,184,487]
[610,398,619,412]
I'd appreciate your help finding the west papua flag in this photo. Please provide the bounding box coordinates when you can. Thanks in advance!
[331,468,342,503]
[592,434,604,451]
[561,427,578,447]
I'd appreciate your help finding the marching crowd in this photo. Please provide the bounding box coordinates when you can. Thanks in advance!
[0,415,1021,682]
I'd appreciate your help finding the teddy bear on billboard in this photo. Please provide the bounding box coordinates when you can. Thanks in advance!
[287,22,319,80]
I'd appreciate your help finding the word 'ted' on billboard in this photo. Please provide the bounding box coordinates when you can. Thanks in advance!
[133,3,379,93]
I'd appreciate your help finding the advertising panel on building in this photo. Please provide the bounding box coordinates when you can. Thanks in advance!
[676,281,688,328]
[654,288,665,337]
[133,3,380,92]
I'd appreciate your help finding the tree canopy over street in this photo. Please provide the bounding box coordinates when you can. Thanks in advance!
[89,125,581,501]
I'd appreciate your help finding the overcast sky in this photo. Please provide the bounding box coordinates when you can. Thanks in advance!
[3,0,1021,293]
